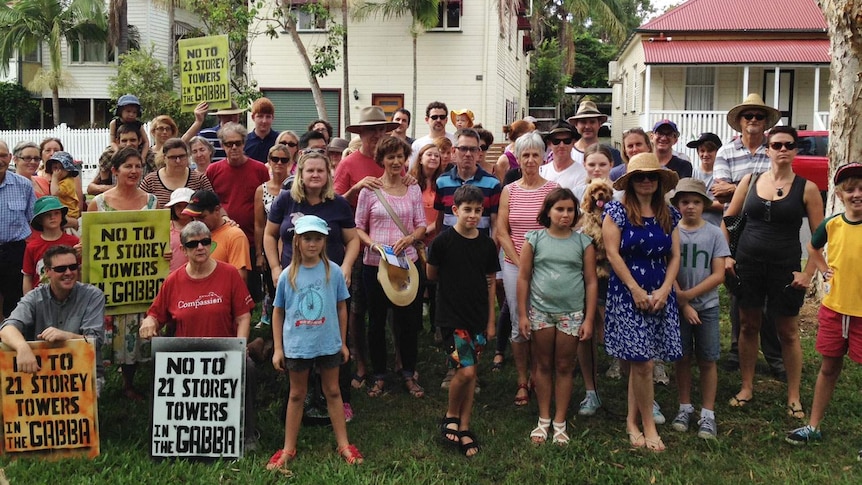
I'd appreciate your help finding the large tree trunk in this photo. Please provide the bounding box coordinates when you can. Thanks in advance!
[52,86,60,127]
[341,0,350,134]
[821,0,862,214]
[285,16,329,120]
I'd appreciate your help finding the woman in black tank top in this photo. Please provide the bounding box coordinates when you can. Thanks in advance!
[722,126,823,420]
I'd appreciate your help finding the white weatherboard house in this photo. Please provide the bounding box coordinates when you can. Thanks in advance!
[610,0,829,158]
[247,1,533,140]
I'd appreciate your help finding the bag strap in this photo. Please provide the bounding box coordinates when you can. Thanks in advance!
[372,188,411,237]
[741,172,761,214]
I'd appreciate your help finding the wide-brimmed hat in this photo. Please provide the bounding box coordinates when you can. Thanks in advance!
[211,101,245,116]
[543,120,577,140]
[346,106,399,134]
[834,162,862,185]
[294,215,330,235]
[164,187,195,208]
[450,109,474,127]
[726,93,781,132]
[30,196,68,231]
[45,151,79,177]
[686,132,723,150]
[115,94,142,117]
[327,137,349,154]
[613,152,679,193]
[670,178,711,206]
[372,245,419,307]
[566,100,608,124]
[182,190,220,216]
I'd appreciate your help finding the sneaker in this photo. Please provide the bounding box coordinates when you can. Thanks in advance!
[606,359,622,380]
[671,409,692,432]
[343,403,354,423]
[786,425,822,445]
[652,401,666,425]
[578,394,602,416]
[653,362,670,385]
[697,417,718,439]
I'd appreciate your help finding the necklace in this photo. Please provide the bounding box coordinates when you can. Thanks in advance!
[776,186,785,197]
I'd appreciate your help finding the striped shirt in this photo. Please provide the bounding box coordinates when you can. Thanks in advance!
[140,169,214,209]
[503,180,559,263]
[714,137,770,183]
[0,172,35,244]
[434,166,502,236]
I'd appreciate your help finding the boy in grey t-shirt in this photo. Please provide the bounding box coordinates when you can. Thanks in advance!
[670,179,730,440]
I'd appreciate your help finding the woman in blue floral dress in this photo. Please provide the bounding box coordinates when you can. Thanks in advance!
[602,153,681,452]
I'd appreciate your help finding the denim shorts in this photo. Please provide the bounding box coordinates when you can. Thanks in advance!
[678,306,720,361]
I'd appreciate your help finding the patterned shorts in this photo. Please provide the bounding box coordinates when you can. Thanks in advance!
[445,329,486,369]
[529,308,584,338]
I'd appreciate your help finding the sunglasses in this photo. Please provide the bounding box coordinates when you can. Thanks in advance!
[455,146,480,154]
[549,137,574,145]
[631,172,660,182]
[222,140,244,148]
[480,145,489,152]
[284,141,298,147]
[301,148,327,156]
[769,141,797,151]
[270,156,291,164]
[741,113,766,121]
[429,115,447,121]
[183,238,212,249]
[50,263,79,273]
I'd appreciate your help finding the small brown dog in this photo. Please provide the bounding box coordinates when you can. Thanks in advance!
[578,179,614,279]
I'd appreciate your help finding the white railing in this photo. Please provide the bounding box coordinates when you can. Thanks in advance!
[815,111,830,131]
[640,111,736,161]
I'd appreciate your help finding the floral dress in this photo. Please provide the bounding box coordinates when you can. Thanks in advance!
[603,200,682,362]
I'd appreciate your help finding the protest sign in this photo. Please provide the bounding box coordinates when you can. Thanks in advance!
[178,35,231,112]
[81,210,170,315]
[0,340,99,459]
[150,338,245,459]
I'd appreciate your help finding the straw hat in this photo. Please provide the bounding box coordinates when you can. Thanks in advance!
[450,109,475,127]
[566,100,608,124]
[669,178,711,206]
[726,94,781,132]
[613,152,679,193]
[346,106,399,134]
[211,100,245,116]
[30,196,68,231]
[372,245,419,307]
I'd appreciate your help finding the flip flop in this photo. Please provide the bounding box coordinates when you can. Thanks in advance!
[644,436,666,453]
[628,432,645,448]
[787,403,806,420]
[729,395,752,407]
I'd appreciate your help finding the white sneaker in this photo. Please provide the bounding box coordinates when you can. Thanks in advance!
[578,393,602,416]
[653,362,670,385]
[606,359,622,379]
[652,401,666,425]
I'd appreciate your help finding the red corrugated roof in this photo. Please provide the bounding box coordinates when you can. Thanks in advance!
[641,0,827,32]
[642,39,829,64]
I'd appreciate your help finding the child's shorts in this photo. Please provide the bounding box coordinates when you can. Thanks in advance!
[285,352,343,372]
[445,328,486,369]
[679,306,720,362]
[529,307,584,338]
[816,305,862,364]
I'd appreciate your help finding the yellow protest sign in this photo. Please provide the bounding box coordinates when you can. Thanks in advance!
[81,210,171,315]
[179,35,231,112]
[0,340,100,459]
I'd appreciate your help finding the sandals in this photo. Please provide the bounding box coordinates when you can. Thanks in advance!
[644,436,666,453]
[350,373,367,389]
[367,379,385,398]
[266,448,297,470]
[337,444,364,465]
[530,417,551,444]
[459,430,480,458]
[491,353,504,372]
[787,402,806,420]
[729,394,752,408]
[514,383,531,407]
[404,377,425,398]
[552,421,569,446]
[628,432,646,448]
[440,415,461,447]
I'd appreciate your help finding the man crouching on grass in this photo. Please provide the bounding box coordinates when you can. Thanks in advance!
[427,185,500,457]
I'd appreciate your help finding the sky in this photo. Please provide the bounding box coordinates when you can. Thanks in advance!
[648,0,683,19]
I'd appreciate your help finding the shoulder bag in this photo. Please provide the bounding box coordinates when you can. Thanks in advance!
[372,188,428,266]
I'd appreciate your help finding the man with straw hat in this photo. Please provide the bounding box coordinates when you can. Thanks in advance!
[711,93,784,378]
[566,100,623,166]
[334,106,399,206]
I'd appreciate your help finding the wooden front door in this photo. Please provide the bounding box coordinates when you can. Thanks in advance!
[371,94,404,120]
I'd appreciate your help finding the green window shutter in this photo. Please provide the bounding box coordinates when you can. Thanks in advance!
[262,89,341,136]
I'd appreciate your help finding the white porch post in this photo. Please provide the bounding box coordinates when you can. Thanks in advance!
[773,66,780,108]
[743,65,750,97]
[644,65,652,125]
[813,66,820,128]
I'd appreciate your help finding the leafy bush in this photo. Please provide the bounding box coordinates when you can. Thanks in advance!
[0,81,40,129]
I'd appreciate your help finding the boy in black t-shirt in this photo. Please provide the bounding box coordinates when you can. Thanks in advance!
[427,185,500,458]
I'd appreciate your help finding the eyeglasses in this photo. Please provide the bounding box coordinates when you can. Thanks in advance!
[270,156,291,164]
[17,156,40,162]
[50,263,79,273]
[429,115,447,121]
[769,141,797,151]
[0,153,10,159]
[183,238,212,249]
[284,142,298,148]
[741,113,766,121]
[631,172,660,182]
[166,154,188,162]
[301,148,327,155]
[455,146,480,154]
[654,131,677,139]
[154,126,172,132]
[549,138,574,145]
[222,140,244,148]
[480,145,489,152]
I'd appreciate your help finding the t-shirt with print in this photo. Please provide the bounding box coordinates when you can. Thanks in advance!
[22,233,80,286]
[677,222,730,311]
[428,228,500,333]
[524,229,592,314]
[147,260,254,337]
[211,223,251,271]
[273,259,349,359]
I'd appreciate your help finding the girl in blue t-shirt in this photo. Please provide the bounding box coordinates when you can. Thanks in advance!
[517,188,597,445]
[267,215,363,469]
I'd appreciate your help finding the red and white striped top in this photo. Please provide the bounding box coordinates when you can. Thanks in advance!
[504,180,558,264]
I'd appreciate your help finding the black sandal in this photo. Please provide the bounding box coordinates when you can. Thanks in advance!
[459,430,480,457]
[350,373,367,389]
[439,416,460,446]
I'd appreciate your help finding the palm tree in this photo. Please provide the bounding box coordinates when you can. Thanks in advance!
[0,0,108,126]
[353,0,440,126]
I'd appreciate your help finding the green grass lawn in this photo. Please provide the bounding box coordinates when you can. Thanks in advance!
[3,295,862,484]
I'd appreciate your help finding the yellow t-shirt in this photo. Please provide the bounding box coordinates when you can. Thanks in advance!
[56,177,80,219]
[812,213,862,316]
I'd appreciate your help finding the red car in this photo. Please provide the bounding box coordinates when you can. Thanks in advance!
[792,130,829,194]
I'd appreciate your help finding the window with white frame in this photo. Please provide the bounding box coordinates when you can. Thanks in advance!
[685,66,715,110]
[432,1,461,31]
[70,38,115,64]
[292,3,328,31]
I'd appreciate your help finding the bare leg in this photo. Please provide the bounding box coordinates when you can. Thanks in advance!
[531,328,555,420]
[512,340,531,402]
[283,369,310,451]
[736,307,763,401]
[775,315,803,408]
[808,356,843,429]
[320,366,350,449]
[629,361,660,444]
[675,354,693,405]
[554,331,579,423]
[698,359,718,412]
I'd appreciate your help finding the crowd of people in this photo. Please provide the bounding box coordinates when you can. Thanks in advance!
[0,92,860,466]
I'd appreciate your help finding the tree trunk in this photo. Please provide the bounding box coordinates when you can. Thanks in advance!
[285,16,329,120]
[52,86,60,127]
[821,0,862,214]
[341,0,350,134]
[412,32,418,139]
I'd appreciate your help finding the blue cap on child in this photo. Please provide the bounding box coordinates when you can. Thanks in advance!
[294,215,329,235]
[46,151,79,177]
